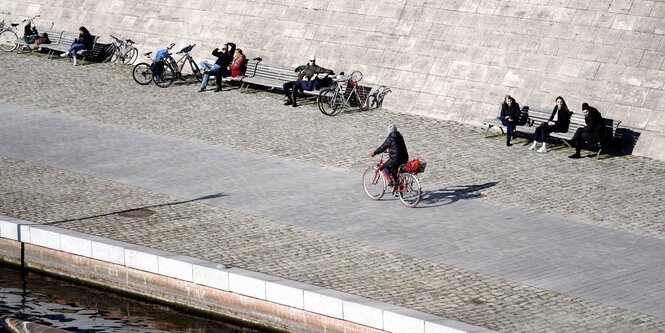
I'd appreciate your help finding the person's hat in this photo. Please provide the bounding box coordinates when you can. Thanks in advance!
[387,124,397,133]
[308,55,316,61]
[582,102,589,110]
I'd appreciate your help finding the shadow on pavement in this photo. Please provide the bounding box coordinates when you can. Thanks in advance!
[419,182,497,207]
[45,193,225,225]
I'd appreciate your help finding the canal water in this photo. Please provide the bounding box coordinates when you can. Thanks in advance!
[0,263,279,333]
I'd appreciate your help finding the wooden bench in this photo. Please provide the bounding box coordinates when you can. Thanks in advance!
[199,57,261,89]
[483,106,530,138]
[39,31,100,65]
[487,108,621,158]
[239,58,325,97]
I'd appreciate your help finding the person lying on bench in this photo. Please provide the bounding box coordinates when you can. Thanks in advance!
[283,55,334,107]
[569,103,606,159]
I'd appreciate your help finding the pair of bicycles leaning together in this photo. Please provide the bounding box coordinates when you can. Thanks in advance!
[363,154,426,208]
[132,43,203,88]
[315,70,391,116]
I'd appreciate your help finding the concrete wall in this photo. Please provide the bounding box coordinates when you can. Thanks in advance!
[1,0,664,159]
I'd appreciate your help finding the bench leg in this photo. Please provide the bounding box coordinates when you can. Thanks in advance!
[484,125,493,138]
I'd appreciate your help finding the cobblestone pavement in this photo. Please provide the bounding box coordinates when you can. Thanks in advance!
[1,155,664,332]
[1,52,665,332]
[1,52,663,239]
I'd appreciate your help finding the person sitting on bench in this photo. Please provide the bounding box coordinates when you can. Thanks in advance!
[283,55,334,107]
[527,96,571,153]
[499,95,520,147]
[60,26,93,58]
[198,42,236,92]
[569,103,606,159]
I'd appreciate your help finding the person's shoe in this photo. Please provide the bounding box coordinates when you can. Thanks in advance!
[527,142,537,151]
[569,152,581,159]
[292,102,297,107]
[537,146,547,153]
[506,142,513,147]
[198,88,205,92]
[60,52,68,58]
[284,100,293,106]
[214,88,222,92]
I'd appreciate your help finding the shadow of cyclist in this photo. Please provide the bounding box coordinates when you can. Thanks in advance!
[418,182,497,207]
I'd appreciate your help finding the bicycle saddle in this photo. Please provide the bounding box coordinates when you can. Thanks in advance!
[126,39,134,44]
[179,44,193,53]
[11,23,19,27]
[144,51,153,56]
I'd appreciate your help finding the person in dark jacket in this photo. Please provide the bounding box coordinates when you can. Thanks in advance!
[569,103,606,158]
[527,96,571,153]
[370,124,409,193]
[500,95,520,147]
[60,26,93,58]
[283,55,334,107]
[198,42,236,92]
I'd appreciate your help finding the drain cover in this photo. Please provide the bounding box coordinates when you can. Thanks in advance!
[117,208,155,218]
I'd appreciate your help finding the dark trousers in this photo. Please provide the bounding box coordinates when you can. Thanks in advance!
[570,127,594,153]
[500,117,515,144]
[214,68,231,90]
[383,161,399,186]
[283,80,316,102]
[533,123,559,143]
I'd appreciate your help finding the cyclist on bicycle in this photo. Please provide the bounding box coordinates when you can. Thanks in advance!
[370,124,409,192]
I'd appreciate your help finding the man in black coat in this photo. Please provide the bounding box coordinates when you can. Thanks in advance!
[199,42,236,92]
[569,103,606,158]
[370,124,409,190]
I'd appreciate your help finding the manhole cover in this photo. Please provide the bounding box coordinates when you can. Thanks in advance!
[117,208,155,218]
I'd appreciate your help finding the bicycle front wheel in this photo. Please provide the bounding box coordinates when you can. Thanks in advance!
[154,63,175,88]
[362,166,386,200]
[189,59,203,83]
[132,63,153,85]
[398,173,422,208]
[0,30,19,52]
[318,88,342,116]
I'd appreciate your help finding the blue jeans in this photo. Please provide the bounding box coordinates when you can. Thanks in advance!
[500,117,515,144]
[199,62,221,90]
[67,43,86,57]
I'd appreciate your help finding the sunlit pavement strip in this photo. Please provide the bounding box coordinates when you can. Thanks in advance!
[1,52,665,332]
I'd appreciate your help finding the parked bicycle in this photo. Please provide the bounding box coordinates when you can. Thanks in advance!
[362,154,425,208]
[317,70,371,116]
[132,43,175,85]
[366,86,392,109]
[150,44,202,88]
[105,34,138,64]
[0,15,52,52]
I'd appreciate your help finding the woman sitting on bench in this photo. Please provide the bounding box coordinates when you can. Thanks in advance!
[527,96,571,153]
[60,26,93,58]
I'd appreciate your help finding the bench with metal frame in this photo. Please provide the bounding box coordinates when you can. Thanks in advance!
[486,108,621,159]
[39,30,100,64]
[238,58,324,97]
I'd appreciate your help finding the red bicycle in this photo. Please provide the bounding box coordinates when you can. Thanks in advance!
[362,154,424,208]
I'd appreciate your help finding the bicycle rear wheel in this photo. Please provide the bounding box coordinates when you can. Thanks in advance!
[0,30,19,52]
[124,46,138,65]
[362,166,386,200]
[356,90,369,111]
[154,63,175,88]
[398,173,421,208]
[132,63,153,85]
[189,59,203,83]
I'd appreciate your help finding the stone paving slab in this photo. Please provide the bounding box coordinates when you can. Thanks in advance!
[0,52,665,332]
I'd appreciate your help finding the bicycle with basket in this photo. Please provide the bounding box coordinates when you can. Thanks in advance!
[362,154,427,208]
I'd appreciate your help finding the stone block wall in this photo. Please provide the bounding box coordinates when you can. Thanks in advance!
[1,0,664,159]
